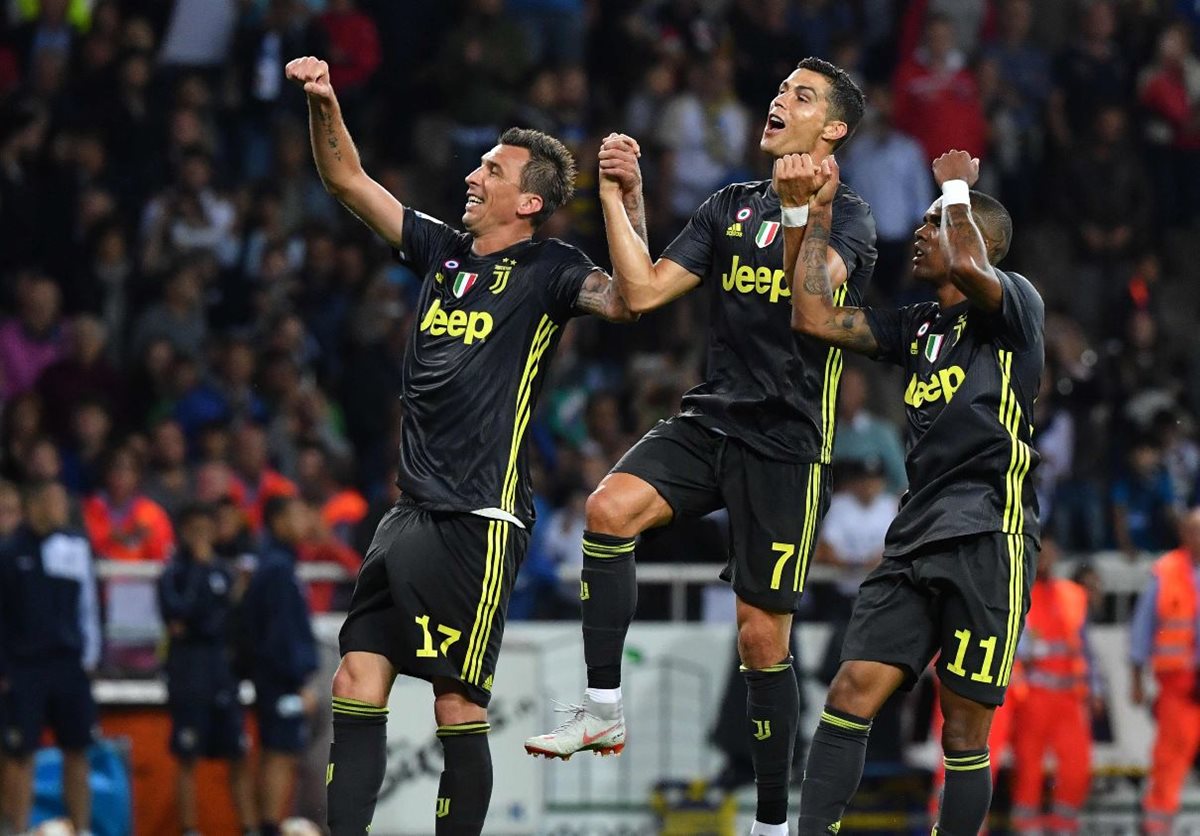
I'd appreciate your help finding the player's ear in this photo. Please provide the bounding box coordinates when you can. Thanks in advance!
[821,120,848,146]
[517,192,544,221]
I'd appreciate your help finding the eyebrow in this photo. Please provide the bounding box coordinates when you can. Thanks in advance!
[780,82,821,99]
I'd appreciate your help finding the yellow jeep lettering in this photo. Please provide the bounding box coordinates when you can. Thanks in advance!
[719,255,791,304]
[420,299,493,344]
[904,366,966,408]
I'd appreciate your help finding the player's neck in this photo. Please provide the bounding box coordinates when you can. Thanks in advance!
[470,224,533,257]
[935,281,967,310]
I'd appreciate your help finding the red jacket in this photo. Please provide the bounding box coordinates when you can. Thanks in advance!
[893,58,988,162]
[316,10,381,89]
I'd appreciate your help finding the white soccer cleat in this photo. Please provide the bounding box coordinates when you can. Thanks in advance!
[524,695,626,760]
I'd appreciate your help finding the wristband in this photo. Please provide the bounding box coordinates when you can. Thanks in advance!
[941,179,970,207]
[780,205,809,227]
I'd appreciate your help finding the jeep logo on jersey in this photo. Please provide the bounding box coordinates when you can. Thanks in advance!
[904,366,966,408]
[720,254,790,304]
[419,299,493,344]
[755,221,780,248]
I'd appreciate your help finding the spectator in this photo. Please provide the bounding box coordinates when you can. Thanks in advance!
[0,480,21,546]
[1,393,45,483]
[82,446,175,562]
[831,367,907,493]
[840,83,932,301]
[897,0,994,61]
[0,273,66,401]
[729,0,798,108]
[1049,0,1130,149]
[157,503,255,835]
[232,423,298,532]
[505,0,584,67]
[815,459,898,617]
[1033,362,1075,531]
[129,261,209,361]
[979,0,1052,219]
[0,481,100,836]
[1154,409,1200,508]
[140,149,238,273]
[1137,21,1200,230]
[892,14,987,162]
[240,495,318,836]
[143,418,193,519]
[35,315,124,442]
[657,53,750,224]
[313,0,381,94]
[1111,438,1178,559]
[59,399,113,495]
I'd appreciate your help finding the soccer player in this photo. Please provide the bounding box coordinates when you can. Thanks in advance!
[786,150,1043,835]
[282,56,635,836]
[525,58,876,836]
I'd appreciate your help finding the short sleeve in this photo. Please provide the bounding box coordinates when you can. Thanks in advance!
[394,210,467,274]
[864,303,929,366]
[989,271,1044,351]
[829,190,878,306]
[543,241,601,323]
[659,190,721,279]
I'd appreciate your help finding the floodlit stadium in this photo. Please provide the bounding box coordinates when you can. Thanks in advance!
[1,1,1200,835]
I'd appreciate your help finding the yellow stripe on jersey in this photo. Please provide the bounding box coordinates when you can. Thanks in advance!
[462,520,506,685]
[792,463,823,592]
[500,316,559,514]
[996,349,1031,686]
[819,285,849,464]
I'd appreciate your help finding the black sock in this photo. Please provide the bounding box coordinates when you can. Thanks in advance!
[743,659,799,825]
[436,722,493,836]
[936,748,992,835]
[796,706,872,835]
[580,531,637,689]
[327,697,389,835]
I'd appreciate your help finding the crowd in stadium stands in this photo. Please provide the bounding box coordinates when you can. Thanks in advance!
[0,0,1198,631]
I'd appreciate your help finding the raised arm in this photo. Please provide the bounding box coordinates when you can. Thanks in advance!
[788,158,878,356]
[286,56,406,247]
[932,151,1002,312]
[597,133,700,314]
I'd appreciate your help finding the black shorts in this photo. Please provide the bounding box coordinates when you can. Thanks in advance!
[339,499,529,707]
[254,682,309,754]
[840,532,1037,706]
[612,416,830,613]
[2,657,96,756]
[166,645,246,760]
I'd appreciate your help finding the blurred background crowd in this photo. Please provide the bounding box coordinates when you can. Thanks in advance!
[0,0,1199,629]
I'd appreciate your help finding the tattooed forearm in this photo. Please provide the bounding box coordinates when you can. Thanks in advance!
[800,217,833,302]
[576,271,637,322]
[624,192,648,247]
[831,308,879,354]
[318,108,342,161]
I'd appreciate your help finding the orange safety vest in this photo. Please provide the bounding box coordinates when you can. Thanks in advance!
[1150,548,1198,676]
[1023,578,1090,696]
[82,494,175,561]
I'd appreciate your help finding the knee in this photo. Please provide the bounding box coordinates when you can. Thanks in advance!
[826,662,893,720]
[585,485,641,538]
[941,704,993,752]
[433,688,487,728]
[737,614,789,670]
[331,654,391,706]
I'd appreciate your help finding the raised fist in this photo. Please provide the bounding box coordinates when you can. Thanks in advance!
[931,150,980,188]
[598,132,643,198]
[772,153,823,208]
[284,56,334,101]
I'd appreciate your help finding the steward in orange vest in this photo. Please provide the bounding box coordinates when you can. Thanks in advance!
[1011,538,1097,834]
[1131,508,1200,834]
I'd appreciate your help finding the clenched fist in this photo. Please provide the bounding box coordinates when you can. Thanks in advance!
[598,132,643,198]
[773,153,824,208]
[285,56,334,101]
[931,150,980,188]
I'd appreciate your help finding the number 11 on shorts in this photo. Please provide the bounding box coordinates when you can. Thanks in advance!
[944,628,998,684]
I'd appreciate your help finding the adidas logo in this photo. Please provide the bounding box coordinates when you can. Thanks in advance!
[725,222,743,238]
[483,674,494,692]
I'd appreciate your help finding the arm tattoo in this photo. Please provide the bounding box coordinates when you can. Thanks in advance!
[575,271,632,322]
[834,308,879,354]
[318,108,343,162]
[625,192,648,247]
[801,218,833,303]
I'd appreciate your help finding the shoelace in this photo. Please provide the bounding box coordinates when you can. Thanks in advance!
[548,700,588,734]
